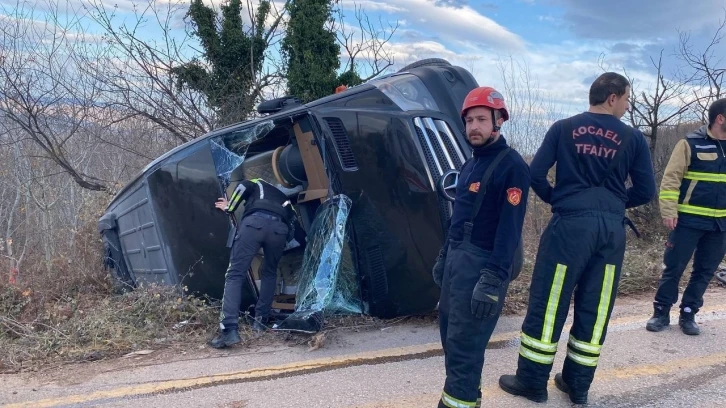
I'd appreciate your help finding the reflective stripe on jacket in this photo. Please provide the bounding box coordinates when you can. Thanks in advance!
[659,125,726,231]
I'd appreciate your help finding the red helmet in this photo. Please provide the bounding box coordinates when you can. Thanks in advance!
[460,86,509,121]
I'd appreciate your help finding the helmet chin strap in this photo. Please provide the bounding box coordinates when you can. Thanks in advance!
[491,109,501,133]
[480,132,497,148]
[482,110,500,147]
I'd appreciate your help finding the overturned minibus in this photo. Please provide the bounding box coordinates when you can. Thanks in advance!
[99,58,519,323]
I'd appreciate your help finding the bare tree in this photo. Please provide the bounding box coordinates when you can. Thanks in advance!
[625,50,693,160]
[495,55,566,236]
[84,0,215,142]
[330,1,399,82]
[0,141,31,284]
[0,0,110,191]
[244,0,290,105]
[85,0,291,134]
[496,55,564,156]
[676,9,725,122]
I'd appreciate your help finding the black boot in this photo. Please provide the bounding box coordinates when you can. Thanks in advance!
[252,316,270,332]
[498,374,547,403]
[679,308,700,335]
[554,373,588,405]
[645,303,670,332]
[208,326,241,349]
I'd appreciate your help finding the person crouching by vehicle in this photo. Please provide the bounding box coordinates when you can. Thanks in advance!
[647,98,726,336]
[209,178,296,349]
[431,86,530,408]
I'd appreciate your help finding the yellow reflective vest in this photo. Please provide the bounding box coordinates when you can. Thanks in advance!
[659,125,726,231]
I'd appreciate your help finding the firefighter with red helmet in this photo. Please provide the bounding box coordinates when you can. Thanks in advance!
[432,86,530,408]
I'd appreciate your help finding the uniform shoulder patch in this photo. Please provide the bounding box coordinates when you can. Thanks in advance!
[507,187,522,206]
[469,182,480,193]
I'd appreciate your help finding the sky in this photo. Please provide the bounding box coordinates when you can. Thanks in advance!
[355,0,726,115]
[1,0,725,119]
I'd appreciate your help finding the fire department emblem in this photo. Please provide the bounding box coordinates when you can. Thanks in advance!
[507,187,522,206]
[469,182,480,193]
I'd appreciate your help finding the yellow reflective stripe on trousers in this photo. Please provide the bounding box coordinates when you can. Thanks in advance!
[591,264,616,344]
[441,391,477,408]
[684,171,726,182]
[678,204,726,218]
[521,332,557,353]
[519,347,555,365]
[542,264,567,343]
[567,350,599,367]
[659,190,679,200]
[568,335,601,355]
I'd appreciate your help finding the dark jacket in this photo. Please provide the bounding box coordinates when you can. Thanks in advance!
[447,136,530,282]
[227,178,295,223]
[659,125,726,231]
[529,112,656,215]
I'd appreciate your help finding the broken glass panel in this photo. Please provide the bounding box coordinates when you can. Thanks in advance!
[209,120,275,189]
[274,194,364,333]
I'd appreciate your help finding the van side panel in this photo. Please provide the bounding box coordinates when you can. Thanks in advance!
[113,180,173,286]
[146,143,256,309]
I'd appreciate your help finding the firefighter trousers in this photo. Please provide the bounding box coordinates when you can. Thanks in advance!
[654,224,726,313]
[438,238,510,407]
[220,212,289,329]
[515,210,625,394]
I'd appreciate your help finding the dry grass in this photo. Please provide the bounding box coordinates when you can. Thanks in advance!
[0,199,706,373]
[0,279,220,373]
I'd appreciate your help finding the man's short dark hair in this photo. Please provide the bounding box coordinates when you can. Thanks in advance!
[589,72,630,106]
[708,98,726,128]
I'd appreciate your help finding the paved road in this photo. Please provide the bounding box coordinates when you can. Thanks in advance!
[3,289,726,408]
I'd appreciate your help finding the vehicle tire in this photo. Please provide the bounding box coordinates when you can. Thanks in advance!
[109,267,135,294]
[397,58,452,73]
[99,213,136,294]
[716,270,726,285]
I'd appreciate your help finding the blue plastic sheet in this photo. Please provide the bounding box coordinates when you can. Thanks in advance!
[274,194,363,333]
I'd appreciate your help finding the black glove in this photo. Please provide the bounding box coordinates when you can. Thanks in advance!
[432,247,446,287]
[431,254,446,287]
[471,269,503,319]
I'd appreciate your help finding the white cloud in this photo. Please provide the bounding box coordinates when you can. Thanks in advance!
[346,0,525,51]
[374,34,673,120]
[346,0,406,13]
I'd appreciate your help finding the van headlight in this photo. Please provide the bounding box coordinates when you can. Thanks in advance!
[373,74,440,112]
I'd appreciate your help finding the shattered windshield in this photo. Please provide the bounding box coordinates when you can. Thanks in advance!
[210,120,275,188]
[274,194,364,333]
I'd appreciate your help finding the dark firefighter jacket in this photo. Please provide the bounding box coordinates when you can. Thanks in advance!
[659,125,726,231]
[447,136,530,282]
[227,178,295,223]
[529,112,656,215]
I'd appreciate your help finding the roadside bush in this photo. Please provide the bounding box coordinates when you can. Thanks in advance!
[0,279,219,372]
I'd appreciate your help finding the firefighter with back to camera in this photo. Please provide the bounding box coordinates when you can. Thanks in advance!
[497,72,656,405]
[209,178,296,349]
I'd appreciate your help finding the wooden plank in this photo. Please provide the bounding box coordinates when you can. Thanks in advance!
[293,123,329,203]
[297,189,328,203]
